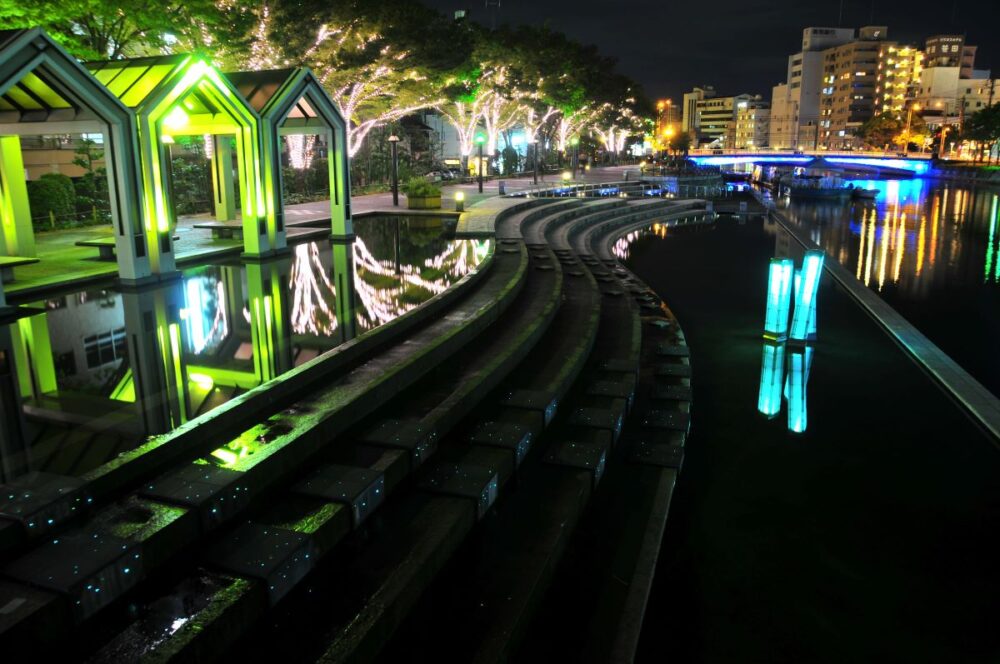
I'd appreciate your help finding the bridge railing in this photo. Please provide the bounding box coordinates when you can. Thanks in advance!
[688,148,933,160]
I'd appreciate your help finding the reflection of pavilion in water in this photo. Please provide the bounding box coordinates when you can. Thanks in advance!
[783,180,1000,296]
[0,231,489,481]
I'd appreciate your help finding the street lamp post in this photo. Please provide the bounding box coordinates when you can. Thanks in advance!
[571,137,580,179]
[904,104,920,154]
[532,138,539,185]
[388,134,400,206]
[476,134,485,194]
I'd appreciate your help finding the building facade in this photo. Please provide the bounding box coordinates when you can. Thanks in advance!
[733,99,770,149]
[875,44,923,114]
[682,86,715,135]
[769,27,854,149]
[818,26,887,149]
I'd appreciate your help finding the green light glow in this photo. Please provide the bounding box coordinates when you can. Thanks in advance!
[986,195,999,283]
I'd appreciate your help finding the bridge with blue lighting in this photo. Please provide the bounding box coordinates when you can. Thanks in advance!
[688,153,932,176]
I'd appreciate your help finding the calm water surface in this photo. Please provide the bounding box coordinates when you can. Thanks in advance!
[621,215,1000,663]
[778,178,1000,395]
[0,217,489,479]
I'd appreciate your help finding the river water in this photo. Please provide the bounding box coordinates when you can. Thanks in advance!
[777,177,1000,396]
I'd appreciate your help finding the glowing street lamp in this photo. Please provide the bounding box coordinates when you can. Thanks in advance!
[388,135,400,206]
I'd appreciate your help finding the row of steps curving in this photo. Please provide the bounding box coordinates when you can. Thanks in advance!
[1,194,710,662]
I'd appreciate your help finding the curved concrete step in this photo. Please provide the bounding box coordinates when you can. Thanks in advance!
[0,244,529,652]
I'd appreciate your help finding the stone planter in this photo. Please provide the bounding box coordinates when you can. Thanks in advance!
[406,195,442,210]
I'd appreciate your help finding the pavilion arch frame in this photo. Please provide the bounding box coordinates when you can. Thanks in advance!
[0,29,150,282]
[229,68,352,249]
[90,55,272,271]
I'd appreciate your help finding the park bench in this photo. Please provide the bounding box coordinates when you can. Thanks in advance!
[0,255,40,282]
[193,220,243,239]
[76,236,179,260]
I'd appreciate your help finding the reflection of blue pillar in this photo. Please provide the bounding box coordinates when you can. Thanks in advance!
[764,258,794,340]
[757,340,786,418]
[0,323,29,481]
[785,345,813,434]
[790,251,824,341]
[331,240,357,344]
[121,282,190,435]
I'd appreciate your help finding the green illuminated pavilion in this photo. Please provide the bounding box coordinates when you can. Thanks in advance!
[88,54,271,269]
[0,29,150,282]
[225,67,352,244]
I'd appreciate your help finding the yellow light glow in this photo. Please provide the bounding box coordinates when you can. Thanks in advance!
[189,372,215,390]
[561,171,571,181]
[163,106,189,130]
[455,191,465,201]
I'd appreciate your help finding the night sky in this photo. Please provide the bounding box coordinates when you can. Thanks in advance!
[422,0,1000,102]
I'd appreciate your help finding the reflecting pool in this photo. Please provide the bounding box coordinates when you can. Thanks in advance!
[621,214,1000,662]
[776,179,1000,396]
[0,216,489,480]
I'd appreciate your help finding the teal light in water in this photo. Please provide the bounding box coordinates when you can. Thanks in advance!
[789,250,824,341]
[764,258,794,340]
[757,341,786,418]
[785,345,813,433]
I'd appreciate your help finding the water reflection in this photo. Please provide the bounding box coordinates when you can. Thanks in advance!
[779,179,1000,396]
[756,249,822,433]
[0,218,489,480]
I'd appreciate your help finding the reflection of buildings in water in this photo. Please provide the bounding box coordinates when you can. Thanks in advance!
[31,290,126,396]
[783,180,1000,300]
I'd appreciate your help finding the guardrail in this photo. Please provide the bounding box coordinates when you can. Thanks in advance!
[688,148,934,160]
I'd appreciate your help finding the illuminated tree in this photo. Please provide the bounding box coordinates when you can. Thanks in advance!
[962,105,1000,164]
[859,114,904,150]
[0,0,252,59]
[255,0,467,157]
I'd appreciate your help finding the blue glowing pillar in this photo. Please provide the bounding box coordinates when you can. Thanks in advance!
[790,251,824,341]
[757,341,786,418]
[764,258,794,340]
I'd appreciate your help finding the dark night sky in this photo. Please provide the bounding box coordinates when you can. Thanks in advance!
[422,0,1000,102]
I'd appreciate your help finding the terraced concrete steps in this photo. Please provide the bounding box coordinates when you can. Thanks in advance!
[372,196,699,663]
[0,243,527,652]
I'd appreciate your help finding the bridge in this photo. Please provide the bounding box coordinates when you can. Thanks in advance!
[687,151,932,175]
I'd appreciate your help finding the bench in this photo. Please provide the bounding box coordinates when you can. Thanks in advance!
[75,237,118,260]
[0,255,40,282]
[76,236,179,261]
[193,221,243,240]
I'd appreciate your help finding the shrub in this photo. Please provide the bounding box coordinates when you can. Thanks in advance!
[27,174,76,228]
[402,177,441,198]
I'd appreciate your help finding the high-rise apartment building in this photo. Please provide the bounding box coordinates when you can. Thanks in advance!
[914,34,992,129]
[818,26,887,149]
[875,44,923,114]
[768,27,854,149]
